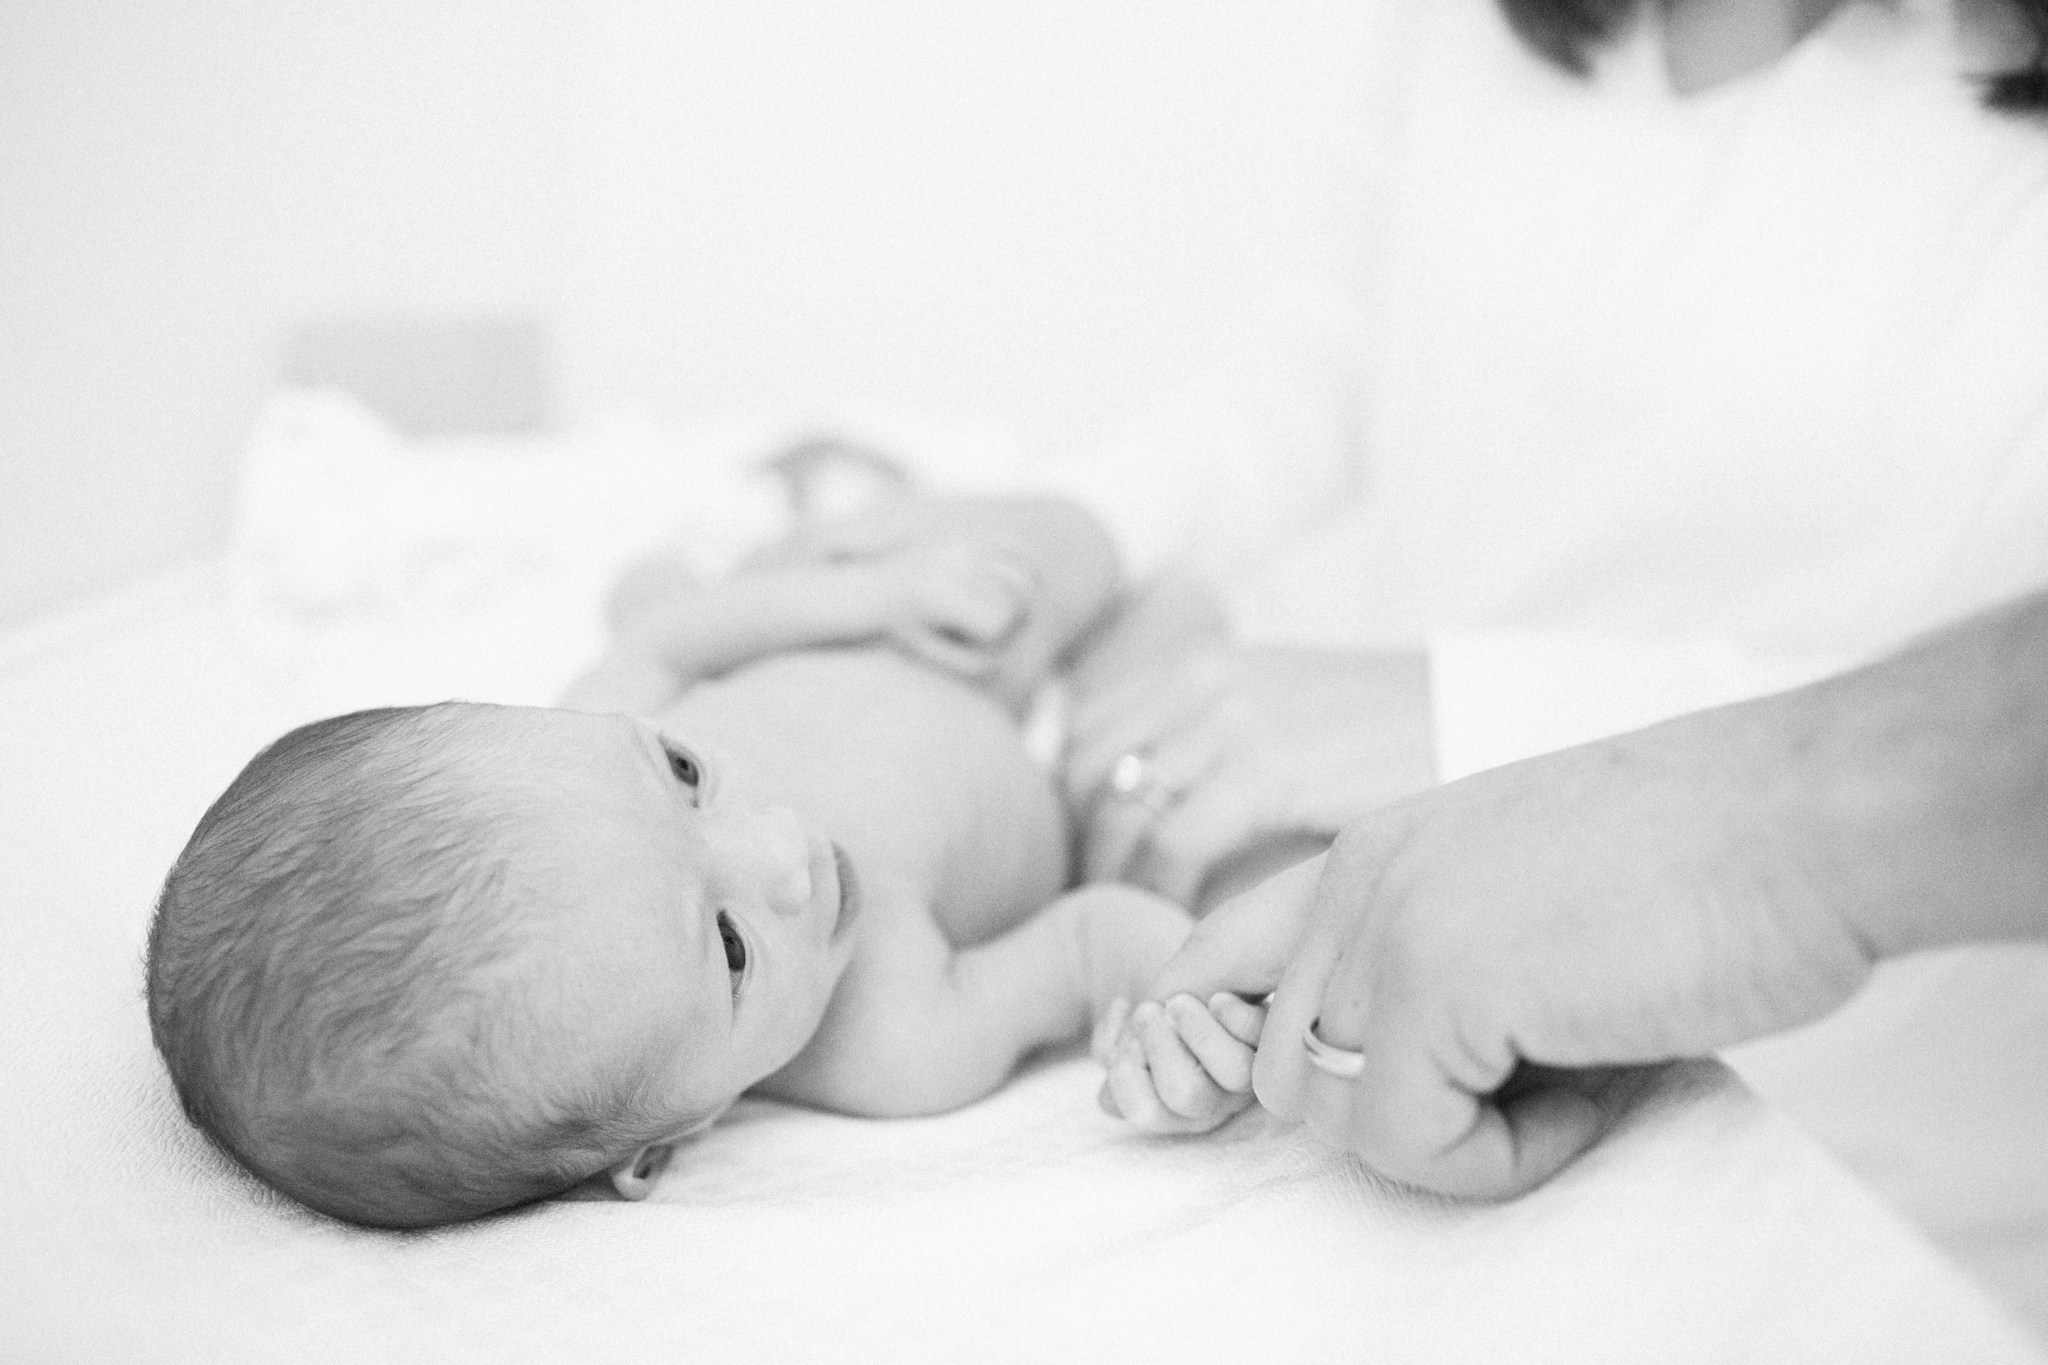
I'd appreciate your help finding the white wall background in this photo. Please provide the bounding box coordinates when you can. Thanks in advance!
[0,1,1375,626]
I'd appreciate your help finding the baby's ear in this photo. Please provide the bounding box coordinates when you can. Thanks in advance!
[607,1142,676,1201]
[604,1104,729,1200]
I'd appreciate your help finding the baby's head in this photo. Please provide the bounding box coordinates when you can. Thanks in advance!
[147,701,858,1228]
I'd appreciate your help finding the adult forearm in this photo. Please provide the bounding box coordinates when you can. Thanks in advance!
[1792,588,2048,957]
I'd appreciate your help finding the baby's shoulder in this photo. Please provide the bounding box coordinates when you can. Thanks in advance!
[755,899,960,1115]
[687,648,1066,939]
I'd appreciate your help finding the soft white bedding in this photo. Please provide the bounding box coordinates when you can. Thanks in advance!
[0,398,2037,1359]
[1,558,2041,1360]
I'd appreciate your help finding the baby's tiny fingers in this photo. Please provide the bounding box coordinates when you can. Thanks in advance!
[1167,994,1254,1094]
[940,575,1028,646]
[899,627,1000,679]
[1209,993,1268,1048]
[1134,1001,1224,1121]
[1091,997,1132,1065]
[1105,1036,1176,1130]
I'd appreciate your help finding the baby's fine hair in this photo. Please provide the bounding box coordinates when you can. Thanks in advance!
[147,703,652,1229]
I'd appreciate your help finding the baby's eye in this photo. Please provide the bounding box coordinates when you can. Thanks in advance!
[664,742,702,792]
[716,911,747,997]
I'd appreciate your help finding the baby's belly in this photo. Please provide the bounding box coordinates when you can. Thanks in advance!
[665,649,1069,945]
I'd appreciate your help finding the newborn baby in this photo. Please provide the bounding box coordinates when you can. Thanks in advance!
[147,495,1195,1229]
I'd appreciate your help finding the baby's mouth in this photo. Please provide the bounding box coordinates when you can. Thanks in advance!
[830,842,861,938]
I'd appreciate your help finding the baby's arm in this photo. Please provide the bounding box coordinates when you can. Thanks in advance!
[561,539,1034,715]
[765,885,1192,1118]
[760,495,1124,710]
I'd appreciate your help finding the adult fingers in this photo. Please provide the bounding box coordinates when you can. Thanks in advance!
[1076,726,1230,886]
[1144,854,1324,1004]
[1138,726,1227,803]
[1249,861,1358,1125]
[1285,880,1608,1198]
[1065,677,1180,795]
[1067,656,1229,801]
[1208,993,1267,1047]
[1327,1028,1604,1199]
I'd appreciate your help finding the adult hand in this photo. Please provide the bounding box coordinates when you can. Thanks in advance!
[1248,701,1879,1199]
[1068,644,1435,906]
[1119,590,2048,1195]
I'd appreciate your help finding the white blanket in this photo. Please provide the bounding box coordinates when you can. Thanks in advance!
[1,535,2039,1360]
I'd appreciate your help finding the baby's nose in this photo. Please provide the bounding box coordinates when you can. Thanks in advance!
[707,803,812,916]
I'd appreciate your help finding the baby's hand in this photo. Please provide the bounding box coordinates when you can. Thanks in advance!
[881,538,1036,679]
[1092,992,1267,1134]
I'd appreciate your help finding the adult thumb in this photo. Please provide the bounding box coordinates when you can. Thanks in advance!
[1144,853,1324,1003]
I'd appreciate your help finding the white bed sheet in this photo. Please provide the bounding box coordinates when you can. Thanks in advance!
[0,565,2040,1363]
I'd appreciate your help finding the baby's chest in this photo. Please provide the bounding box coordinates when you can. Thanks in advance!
[680,653,1068,943]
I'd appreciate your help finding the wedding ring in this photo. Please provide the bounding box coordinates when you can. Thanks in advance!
[1109,751,1151,798]
[1109,749,1183,819]
[1303,1019,1366,1080]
